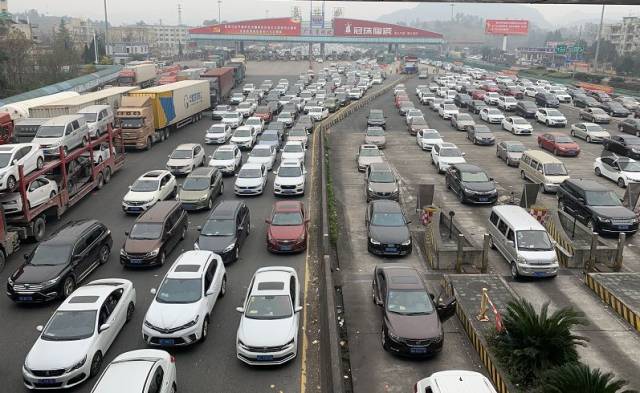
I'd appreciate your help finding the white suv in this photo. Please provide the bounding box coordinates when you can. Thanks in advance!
[415,370,497,393]
[281,141,306,162]
[91,350,177,393]
[0,143,44,191]
[209,144,242,175]
[142,250,226,346]
[236,266,301,365]
[431,142,466,174]
[205,123,232,144]
[230,126,257,150]
[274,159,306,196]
[122,170,177,214]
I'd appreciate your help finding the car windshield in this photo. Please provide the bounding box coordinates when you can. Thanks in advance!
[260,133,279,142]
[443,104,457,110]
[547,109,563,116]
[412,117,427,125]
[370,170,395,183]
[272,212,303,226]
[81,113,97,123]
[513,118,529,124]
[371,212,405,226]
[250,148,272,158]
[555,136,573,143]
[170,149,192,159]
[201,219,235,236]
[215,106,228,111]
[461,171,490,182]
[182,177,210,191]
[369,111,383,119]
[36,125,64,138]
[120,118,144,129]
[585,191,622,206]
[212,150,234,160]
[423,131,441,139]
[360,148,380,157]
[487,109,501,115]
[279,113,293,119]
[246,119,260,125]
[387,290,434,315]
[367,129,384,136]
[156,278,201,304]
[440,148,463,157]
[41,310,96,341]
[591,108,606,114]
[234,129,251,138]
[131,179,159,192]
[245,295,292,320]
[129,223,163,240]
[476,128,492,134]
[29,244,72,266]
[222,113,238,119]
[208,126,226,134]
[278,164,303,176]
[0,153,13,168]
[290,130,306,137]
[239,168,262,178]
[619,161,640,172]
[516,230,553,251]
[507,144,526,152]
[584,125,604,132]
[284,144,303,153]
[458,114,473,121]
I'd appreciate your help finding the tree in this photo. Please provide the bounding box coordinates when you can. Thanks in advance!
[537,363,638,393]
[615,54,636,76]
[202,19,219,26]
[492,298,588,387]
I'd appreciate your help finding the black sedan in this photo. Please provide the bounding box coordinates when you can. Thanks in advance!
[515,101,538,118]
[573,94,604,109]
[366,200,412,256]
[604,135,640,160]
[7,220,112,303]
[601,101,631,118]
[618,118,640,136]
[469,100,488,114]
[445,163,498,204]
[453,93,472,108]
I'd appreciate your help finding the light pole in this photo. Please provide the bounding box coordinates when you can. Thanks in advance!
[593,4,606,72]
[103,0,109,58]
[217,0,221,24]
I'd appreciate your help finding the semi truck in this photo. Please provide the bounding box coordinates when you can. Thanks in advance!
[200,68,234,107]
[118,80,210,150]
[0,113,13,145]
[0,127,125,271]
[117,63,157,88]
[0,91,80,121]
[225,60,246,87]
[177,68,206,81]
[28,87,137,118]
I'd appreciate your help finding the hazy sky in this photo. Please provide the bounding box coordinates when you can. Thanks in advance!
[8,0,640,27]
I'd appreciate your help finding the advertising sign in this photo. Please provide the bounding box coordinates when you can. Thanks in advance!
[485,19,529,35]
[333,18,442,38]
[189,18,301,36]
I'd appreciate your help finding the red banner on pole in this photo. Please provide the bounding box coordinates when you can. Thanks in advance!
[333,18,442,38]
[189,18,301,36]
[485,20,529,35]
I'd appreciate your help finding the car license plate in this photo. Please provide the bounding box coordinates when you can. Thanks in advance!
[18,296,33,301]
[39,379,57,385]
[410,347,427,354]
[385,247,398,253]
[257,355,273,361]
[129,207,142,212]
[130,259,143,264]
[619,225,629,230]
[479,197,488,202]
[534,271,546,277]
[159,338,174,346]
[281,245,292,251]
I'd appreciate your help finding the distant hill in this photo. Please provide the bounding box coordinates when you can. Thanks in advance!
[378,3,552,30]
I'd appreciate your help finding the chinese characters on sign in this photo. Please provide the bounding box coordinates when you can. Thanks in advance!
[333,18,442,38]
[485,20,529,36]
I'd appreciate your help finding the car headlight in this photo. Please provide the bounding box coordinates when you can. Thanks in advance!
[367,186,374,192]
[464,187,475,194]
[387,328,401,341]
[147,248,160,257]
[517,255,526,264]
[120,249,127,257]
[199,195,209,201]
[42,277,60,287]
[274,183,281,188]
[597,216,612,223]
[369,238,381,245]
[8,276,14,285]
[67,355,87,372]
[223,243,236,252]
[178,315,199,330]
[401,239,411,246]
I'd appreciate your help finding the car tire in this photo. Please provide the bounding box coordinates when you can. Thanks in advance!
[520,170,526,180]
[61,276,75,299]
[554,148,559,156]
[6,175,16,192]
[104,167,112,183]
[207,198,213,210]
[488,235,496,249]
[595,167,602,176]
[172,383,177,393]
[32,215,46,242]
[98,244,110,264]
[180,225,187,240]
[89,352,103,378]
[96,172,104,190]
[570,130,575,136]
[506,158,512,166]
[510,262,520,280]
[587,136,592,143]
[200,316,209,342]
[618,178,626,188]
[219,182,224,195]
[234,246,239,261]
[82,136,89,147]
[158,251,166,266]
[586,218,595,232]
[458,189,465,204]
[558,199,566,211]
[126,302,135,323]
[219,275,227,298]
[36,157,44,169]
[145,137,152,151]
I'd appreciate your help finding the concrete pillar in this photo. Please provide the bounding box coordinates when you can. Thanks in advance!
[320,43,325,59]
[388,43,393,53]
[239,41,244,54]
[308,42,313,58]
[394,44,399,58]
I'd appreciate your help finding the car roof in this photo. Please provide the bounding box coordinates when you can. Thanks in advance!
[252,268,294,296]
[210,200,243,219]
[216,144,237,151]
[174,143,199,150]
[137,201,180,223]
[429,370,497,393]
[140,170,170,179]
[241,162,263,170]
[46,219,100,244]
[380,265,424,291]
[438,142,458,149]
[92,359,156,393]
[274,200,303,213]
[42,114,84,125]
[565,178,609,191]
[371,199,402,213]
[453,163,484,172]
[492,205,546,231]
[60,281,128,311]
[188,167,217,177]
[369,162,392,172]
[77,104,111,113]
[166,250,213,279]
[0,143,36,152]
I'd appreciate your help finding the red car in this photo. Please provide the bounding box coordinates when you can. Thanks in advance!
[255,106,273,122]
[471,90,486,100]
[537,132,580,156]
[502,87,524,99]
[266,201,309,253]
[481,83,499,92]
[395,95,409,108]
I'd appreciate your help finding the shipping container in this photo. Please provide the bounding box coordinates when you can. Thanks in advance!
[200,68,234,106]
[0,92,80,121]
[117,63,157,88]
[28,87,138,118]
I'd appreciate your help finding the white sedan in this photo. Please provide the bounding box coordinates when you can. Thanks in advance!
[90,350,177,393]
[23,279,136,390]
[245,117,265,134]
[205,124,232,144]
[281,141,306,162]
[594,156,640,188]
[142,250,226,346]
[166,143,206,175]
[236,266,301,365]
[502,116,533,135]
[247,144,277,170]
[535,108,567,127]
[221,112,243,129]
[480,108,505,124]
[570,122,610,143]
[416,129,443,151]
[0,176,58,214]
[122,170,177,214]
[234,163,268,195]
[0,143,45,192]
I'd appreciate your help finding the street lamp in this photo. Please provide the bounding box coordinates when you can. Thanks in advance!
[218,0,222,24]
[593,4,606,72]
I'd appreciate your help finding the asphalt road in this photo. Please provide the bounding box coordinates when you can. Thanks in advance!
[0,69,313,393]
[328,67,640,390]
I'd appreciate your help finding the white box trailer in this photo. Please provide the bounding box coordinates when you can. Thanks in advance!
[28,87,138,118]
[129,80,210,130]
[0,92,80,120]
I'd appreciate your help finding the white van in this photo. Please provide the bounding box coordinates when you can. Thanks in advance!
[32,114,90,156]
[518,150,569,193]
[488,205,559,279]
[415,370,497,393]
[77,105,114,138]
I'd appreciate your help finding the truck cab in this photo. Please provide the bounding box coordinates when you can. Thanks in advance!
[116,96,159,150]
[0,113,14,145]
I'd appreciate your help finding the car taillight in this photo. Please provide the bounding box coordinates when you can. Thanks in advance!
[170,355,176,363]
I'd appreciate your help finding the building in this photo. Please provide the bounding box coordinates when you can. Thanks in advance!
[107,42,150,64]
[109,25,157,45]
[604,17,640,56]
[64,17,100,49]
[150,24,192,57]
[108,24,193,58]
[0,0,8,16]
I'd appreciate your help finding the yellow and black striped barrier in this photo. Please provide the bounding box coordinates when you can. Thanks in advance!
[585,273,640,333]
[544,217,574,267]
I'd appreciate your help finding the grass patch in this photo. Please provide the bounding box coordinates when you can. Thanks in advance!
[324,133,339,246]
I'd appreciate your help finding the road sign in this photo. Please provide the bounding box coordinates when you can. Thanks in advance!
[555,45,567,54]
[570,46,584,54]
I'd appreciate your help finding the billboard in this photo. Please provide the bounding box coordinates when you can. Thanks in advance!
[485,20,529,35]
[189,18,301,36]
[333,18,442,38]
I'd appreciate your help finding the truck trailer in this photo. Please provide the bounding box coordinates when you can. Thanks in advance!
[200,68,234,107]
[0,92,80,121]
[117,63,157,88]
[28,87,137,118]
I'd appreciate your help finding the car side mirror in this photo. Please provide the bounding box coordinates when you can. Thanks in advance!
[206,288,215,296]
[150,288,157,295]
[295,306,303,313]
[507,240,514,248]
[99,323,111,333]
[23,253,30,260]
[36,325,43,332]
[236,307,245,313]
[436,295,457,321]
[489,177,494,181]
[265,219,271,224]
[124,231,129,236]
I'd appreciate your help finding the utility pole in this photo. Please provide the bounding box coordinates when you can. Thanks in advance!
[573,24,582,77]
[103,0,109,58]
[593,4,606,72]
[178,3,182,26]
[93,30,99,64]
[450,3,454,21]
[217,0,221,24]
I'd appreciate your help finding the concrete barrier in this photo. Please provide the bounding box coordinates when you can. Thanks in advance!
[585,273,640,333]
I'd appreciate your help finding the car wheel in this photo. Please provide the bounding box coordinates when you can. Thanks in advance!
[506,158,512,166]
[207,198,213,210]
[62,276,75,298]
[82,136,89,147]
[554,148,559,156]
[89,352,103,378]
[586,218,595,231]
[595,167,602,176]
[172,383,177,393]
[219,182,224,195]
[180,225,187,240]
[62,146,69,156]
[520,170,526,180]
[145,137,152,151]
[96,172,104,190]
[219,275,227,298]
[36,156,44,169]
[570,130,575,136]
[6,175,16,192]
[587,136,592,143]
[125,302,135,323]
[488,235,495,249]
[510,262,520,280]
[618,178,626,188]
[170,186,178,199]
[104,167,112,183]
[558,199,566,211]
[234,246,239,261]
[200,316,209,342]
[98,244,110,264]
[546,120,550,126]
[458,189,465,204]
[158,251,166,266]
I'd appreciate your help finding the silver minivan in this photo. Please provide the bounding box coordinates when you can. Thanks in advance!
[32,114,90,156]
[77,105,114,138]
[488,205,559,279]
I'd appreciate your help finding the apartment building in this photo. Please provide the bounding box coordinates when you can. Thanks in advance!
[604,16,640,56]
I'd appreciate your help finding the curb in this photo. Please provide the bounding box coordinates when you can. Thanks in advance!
[585,273,640,333]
